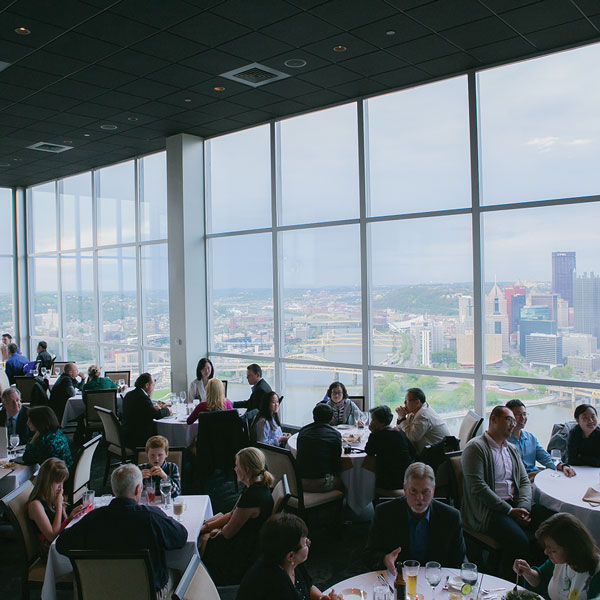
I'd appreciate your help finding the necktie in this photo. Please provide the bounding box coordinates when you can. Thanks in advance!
[7,417,15,436]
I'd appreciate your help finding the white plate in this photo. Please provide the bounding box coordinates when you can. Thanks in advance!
[337,424,352,430]
[341,589,367,600]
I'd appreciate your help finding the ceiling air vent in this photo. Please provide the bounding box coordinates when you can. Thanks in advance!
[27,142,73,153]
[219,62,289,88]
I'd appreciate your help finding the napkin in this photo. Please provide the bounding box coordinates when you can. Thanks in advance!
[582,487,600,507]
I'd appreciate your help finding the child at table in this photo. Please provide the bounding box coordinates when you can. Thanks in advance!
[139,435,181,499]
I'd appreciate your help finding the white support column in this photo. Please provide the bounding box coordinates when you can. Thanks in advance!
[166,133,206,394]
[14,187,29,349]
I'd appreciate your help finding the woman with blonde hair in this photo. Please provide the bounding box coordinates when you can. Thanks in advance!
[186,378,232,424]
[82,365,118,397]
[200,447,274,585]
[28,457,82,557]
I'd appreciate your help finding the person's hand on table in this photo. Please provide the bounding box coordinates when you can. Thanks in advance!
[384,546,402,575]
[558,464,576,477]
[509,507,531,525]
[150,466,167,480]
[320,590,343,600]
[279,433,291,444]
[395,406,407,420]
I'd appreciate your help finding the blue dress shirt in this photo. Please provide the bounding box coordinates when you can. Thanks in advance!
[407,507,430,565]
[508,429,556,472]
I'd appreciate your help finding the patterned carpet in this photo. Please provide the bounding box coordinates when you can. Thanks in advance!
[0,443,375,599]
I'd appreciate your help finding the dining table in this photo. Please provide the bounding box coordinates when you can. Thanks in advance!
[287,425,376,515]
[533,465,600,539]
[60,389,128,428]
[155,414,199,447]
[41,493,213,600]
[0,455,36,497]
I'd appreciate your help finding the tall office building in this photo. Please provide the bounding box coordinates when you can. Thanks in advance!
[485,283,509,352]
[531,293,559,322]
[504,285,526,334]
[552,252,576,306]
[519,317,557,356]
[510,294,526,338]
[573,272,600,339]
[526,333,562,367]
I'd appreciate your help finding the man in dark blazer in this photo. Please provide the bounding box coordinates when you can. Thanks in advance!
[49,362,84,423]
[122,373,171,449]
[0,387,31,444]
[35,341,53,370]
[367,462,466,571]
[233,363,272,412]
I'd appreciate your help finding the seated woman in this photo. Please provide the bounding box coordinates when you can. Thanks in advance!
[186,378,232,424]
[238,513,342,600]
[82,365,118,395]
[188,357,214,402]
[200,447,274,585]
[323,381,361,426]
[567,404,600,467]
[28,457,82,558]
[253,392,290,447]
[513,512,600,600]
[23,406,73,469]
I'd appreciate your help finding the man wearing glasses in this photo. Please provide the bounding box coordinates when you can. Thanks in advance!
[461,405,532,579]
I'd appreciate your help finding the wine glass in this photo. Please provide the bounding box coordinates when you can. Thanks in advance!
[54,367,60,377]
[9,435,19,458]
[160,481,172,508]
[118,378,125,390]
[33,366,39,377]
[550,449,561,477]
[461,562,478,594]
[41,367,47,378]
[180,390,186,403]
[426,562,442,599]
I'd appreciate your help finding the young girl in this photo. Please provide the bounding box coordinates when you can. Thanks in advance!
[27,457,82,557]
[139,435,181,498]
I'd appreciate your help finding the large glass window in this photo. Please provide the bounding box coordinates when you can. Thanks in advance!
[140,153,167,242]
[141,244,170,347]
[61,252,95,341]
[30,182,57,253]
[60,173,93,250]
[0,188,14,334]
[31,257,59,339]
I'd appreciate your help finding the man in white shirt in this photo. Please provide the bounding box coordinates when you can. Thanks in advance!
[395,387,450,454]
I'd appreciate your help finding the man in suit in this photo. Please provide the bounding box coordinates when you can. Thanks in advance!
[122,373,171,449]
[367,462,466,571]
[233,363,272,412]
[4,343,29,385]
[0,387,31,444]
[35,341,53,370]
[49,362,85,423]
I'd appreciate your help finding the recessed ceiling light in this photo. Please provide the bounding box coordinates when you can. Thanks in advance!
[63,140,72,144]
[333,45,347,52]
[127,116,138,121]
[184,98,192,102]
[214,86,225,91]
[100,124,118,130]
[83,133,91,137]
[0,163,10,167]
[15,27,30,35]
[386,30,396,36]
[13,158,21,161]
[284,58,307,68]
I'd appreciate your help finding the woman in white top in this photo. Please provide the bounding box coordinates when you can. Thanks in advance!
[253,392,290,447]
[188,358,214,402]
[514,512,600,600]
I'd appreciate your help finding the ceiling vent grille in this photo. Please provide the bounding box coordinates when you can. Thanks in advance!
[27,142,73,153]
[219,62,289,88]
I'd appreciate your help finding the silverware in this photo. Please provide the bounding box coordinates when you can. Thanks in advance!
[378,573,393,594]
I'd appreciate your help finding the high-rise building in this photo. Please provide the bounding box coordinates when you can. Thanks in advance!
[457,331,502,366]
[573,272,600,339]
[504,285,526,334]
[531,293,559,322]
[556,298,569,329]
[519,318,557,356]
[552,252,576,306]
[525,333,562,367]
[485,283,509,352]
[562,333,598,356]
[510,294,526,338]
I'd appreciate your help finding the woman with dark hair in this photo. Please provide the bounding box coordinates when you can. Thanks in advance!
[23,406,73,468]
[188,358,214,401]
[238,513,342,600]
[253,392,290,447]
[324,381,361,426]
[513,512,600,600]
[567,404,600,467]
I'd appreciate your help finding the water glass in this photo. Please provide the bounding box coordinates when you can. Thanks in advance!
[461,562,478,593]
[9,435,19,457]
[550,449,561,477]
[160,481,172,508]
[180,391,187,403]
[118,378,125,389]
[41,367,47,378]
[83,490,95,512]
[426,562,442,599]
[373,585,392,600]
[54,367,60,377]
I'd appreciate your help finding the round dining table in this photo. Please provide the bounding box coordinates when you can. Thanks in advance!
[325,567,522,600]
[155,415,199,447]
[533,465,600,539]
[287,425,375,515]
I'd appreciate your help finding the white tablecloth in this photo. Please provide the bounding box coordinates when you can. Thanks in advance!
[533,465,600,539]
[287,425,375,514]
[41,494,213,600]
[0,462,36,497]
[155,416,198,447]
[325,567,522,598]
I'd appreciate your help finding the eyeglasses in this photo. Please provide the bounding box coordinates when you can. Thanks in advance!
[501,416,517,425]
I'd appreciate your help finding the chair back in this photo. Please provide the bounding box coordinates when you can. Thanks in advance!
[256,442,302,505]
[137,448,183,472]
[14,375,37,404]
[173,554,220,600]
[447,455,465,509]
[221,379,228,397]
[104,370,131,386]
[0,367,9,394]
[349,395,365,411]
[96,406,125,451]
[53,362,69,375]
[0,480,38,565]
[272,473,291,514]
[68,435,102,504]
[458,410,483,449]
[85,389,118,426]
[66,549,155,600]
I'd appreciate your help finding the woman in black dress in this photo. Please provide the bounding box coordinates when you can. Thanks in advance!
[567,404,600,467]
[200,447,274,585]
[238,513,342,600]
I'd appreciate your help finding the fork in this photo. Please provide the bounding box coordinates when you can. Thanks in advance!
[378,572,393,594]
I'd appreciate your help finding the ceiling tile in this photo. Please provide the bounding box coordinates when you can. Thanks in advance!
[304,33,379,63]
[99,49,170,76]
[44,32,121,63]
[69,102,120,119]
[482,0,549,14]
[145,64,212,88]
[217,32,295,62]
[46,79,106,101]
[11,0,101,28]
[297,64,363,86]
[4,103,57,119]
[168,12,251,46]
[211,0,301,29]
[261,98,307,116]
[526,19,600,49]
[230,108,277,124]
[313,0,398,30]
[24,92,82,111]
[340,50,410,76]
[158,90,215,108]
[574,0,600,16]
[51,113,98,128]
[407,0,492,31]
[502,0,584,34]
[351,14,431,48]
[15,51,89,76]
[134,101,187,118]
[470,36,537,63]
[442,17,517,50]
[116,78,180,100]
[371,64,429,88]
[93,90,147,110]
[417,52,480,76]
[110,0,202,27]
[192,100,246,118]
[181,49,244,75]
[260,77,321,98]
[329,78,388,98]
[70,65,138,89]
[74,12,159,46]
[132,32,207,62]
[225,89,285,109]
[260,50,331,74]
[0,38,36,63]
[0,13,65,49]
[0,82,33,102]
[387,34,460,63]
[261,12,343,46]
[0,65,61,89]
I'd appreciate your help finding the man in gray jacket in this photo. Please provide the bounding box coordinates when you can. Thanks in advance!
[461,405,532,578]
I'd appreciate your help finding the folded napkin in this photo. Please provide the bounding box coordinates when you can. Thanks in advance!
[582,487,600,507]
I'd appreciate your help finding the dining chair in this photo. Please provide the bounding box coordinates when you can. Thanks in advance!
[65,549,155,600]
[104,370,131,386]
[349,395,366,411]
[66,434,102,505]
[0,367,9,394]
[173,554,220,600]
[14,376,37,405]
[96,406,135,486]
[84,389,118,439]
[137,448,184,473]
[271,473,291,514]
[52,361,69,375]
[458,410,483,449]
[1,480,73,600]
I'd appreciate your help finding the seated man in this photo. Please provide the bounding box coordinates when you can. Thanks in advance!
[395,387,450,455]
[35,341,53,370]
[49,362,84,423]
[1,333,18,362]
[233,363,272,412]
[122,373,171,449]
[461,405,532,578]
[506,399,575,480]
[296,403,343,492]
[365,405,415,494]
[56,463,187,598]
[0,387,31,444]
[4,343,29,385]
[367,462,466,570]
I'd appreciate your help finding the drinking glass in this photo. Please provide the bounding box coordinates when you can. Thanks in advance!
[33,366,39,377]
[41,367,47,378]
[145,482,156,503]
[54,367,60,377]
[9,434,19,458]
[373,585,392,600]
[461,562,478,593]
[118,378,125,389]
[160,481,172,508]
[173,498,184,521]
[404,560,420,598]
[83,490,95,512]
[550,449,561,477]
[180,391,187,404]
[426,562,442,599]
